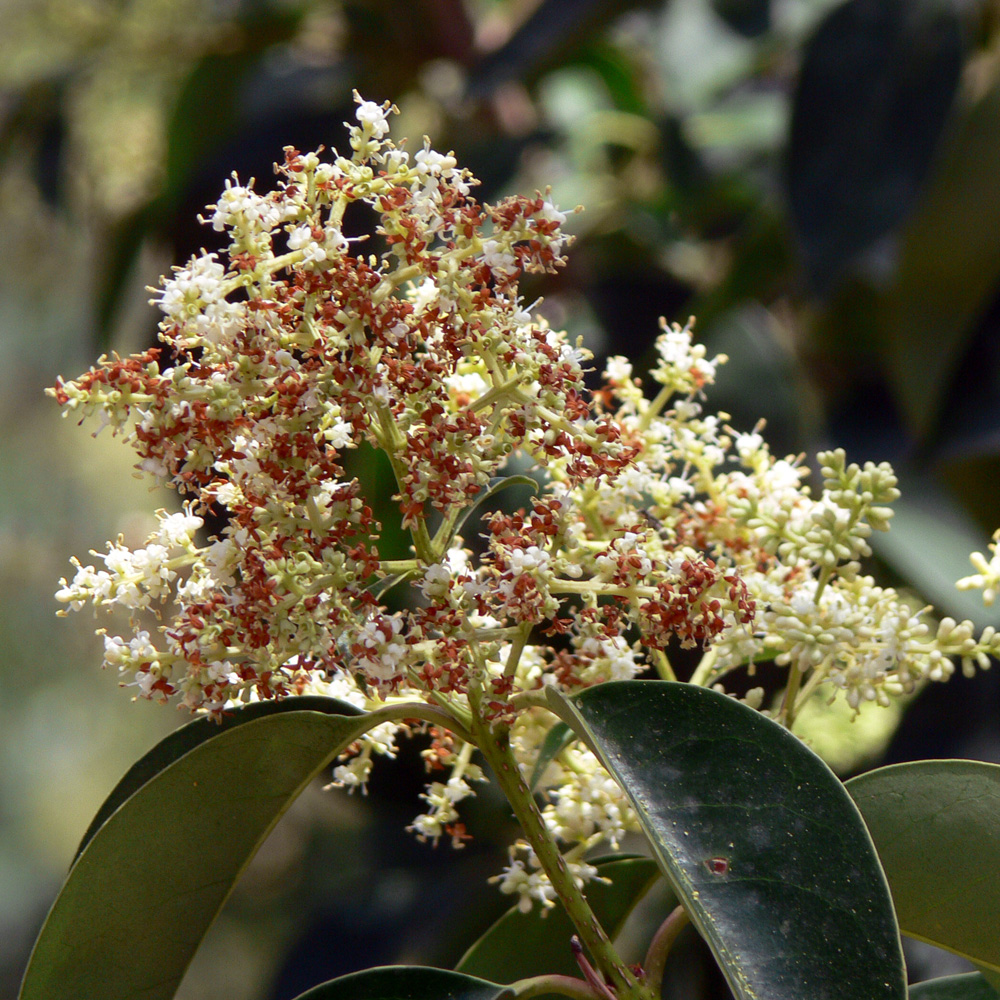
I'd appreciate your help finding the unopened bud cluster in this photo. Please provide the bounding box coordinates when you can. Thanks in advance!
[51,95,999,910]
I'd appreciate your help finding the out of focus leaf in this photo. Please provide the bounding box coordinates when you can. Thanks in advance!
[162,8,301,206]
[467,0,648,98]
[847,761,1000,979]
[528,721,574,791]
[787,0,963,297]
[885,71,1000,440]
[982,970,1000,994]
[869,473,995,629]
[575,43,649,116]
[711,0,771,38]
[931,299,1000,463]
[0,78,68,207]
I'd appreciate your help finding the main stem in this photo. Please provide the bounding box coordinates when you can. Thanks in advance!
[469,689,653,1000]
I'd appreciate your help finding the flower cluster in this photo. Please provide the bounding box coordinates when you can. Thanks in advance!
[52,95,998,911]
[958,529,1000,606]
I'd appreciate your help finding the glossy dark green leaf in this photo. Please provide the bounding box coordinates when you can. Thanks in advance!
[547,680,906,1000]
[456,855,664,983]
[20,701,381,1000]
[528,721,574,791]
[75,695,363,861]
[909,972,1000,1000]
[787,0,963,297]
[291,966,513,1000]
[846,761,1000,978]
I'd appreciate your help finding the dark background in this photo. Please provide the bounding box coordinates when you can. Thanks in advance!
[2,0,999,996]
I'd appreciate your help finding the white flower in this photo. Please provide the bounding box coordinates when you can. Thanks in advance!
[539,200,566,225]
[155,510,203,548]
[490,846,557,913]
[355,100,390,138]
[604,356,633,384]
[508,546,550,577]
[414,147,457,177]
[323,415,353,450]
[354,616,408,681]
[481,239,517,277]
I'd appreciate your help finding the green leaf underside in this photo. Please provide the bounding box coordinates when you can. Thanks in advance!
[908,973,1000,999]
[547,680,906,1000]
[847,761,1000,976]
[75,695,363,860]
[528,721,574,792]
[290,966,513,1000]
[456,855,665,984]
[19,700,375,1000]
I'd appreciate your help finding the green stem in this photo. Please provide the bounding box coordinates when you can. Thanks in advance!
[379,559,419,574]
[638,384,674,432]
[469,372,528,414]
[642,904,689,996]
[468,686,653,1000]
[372,402,434,562]
[503,623,533,679]
[779,665,804,729]
[651,649,677,683]
[790,659,833,722]
[687,648,718,687]
[364,700,475,746]
[813,566,833,604]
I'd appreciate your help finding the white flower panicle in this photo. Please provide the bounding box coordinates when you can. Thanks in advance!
[51,93,999,908]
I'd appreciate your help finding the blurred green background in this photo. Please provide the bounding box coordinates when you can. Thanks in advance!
[3,0,1000,996]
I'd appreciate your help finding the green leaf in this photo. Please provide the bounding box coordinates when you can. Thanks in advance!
[466,0,645,100]
[885,72,1000,438]
[786,0,963,298]
[846,760,1000,976]
[290,966,513,1000]
[75,695,363,860]
[909,972,1000,999]
[528,721,574,791]
[20,699,380,1000]
[456,855,664,984]
[547,680,906,1000]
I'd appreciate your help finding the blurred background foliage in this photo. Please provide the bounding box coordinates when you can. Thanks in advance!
[3,0,1000,996]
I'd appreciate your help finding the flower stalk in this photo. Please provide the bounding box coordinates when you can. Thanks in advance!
[469,683,652,1000]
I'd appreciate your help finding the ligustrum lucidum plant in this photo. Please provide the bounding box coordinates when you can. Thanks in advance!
[23,95,1000,1000]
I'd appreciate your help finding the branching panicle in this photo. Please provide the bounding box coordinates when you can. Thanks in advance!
[51,95,999,914]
